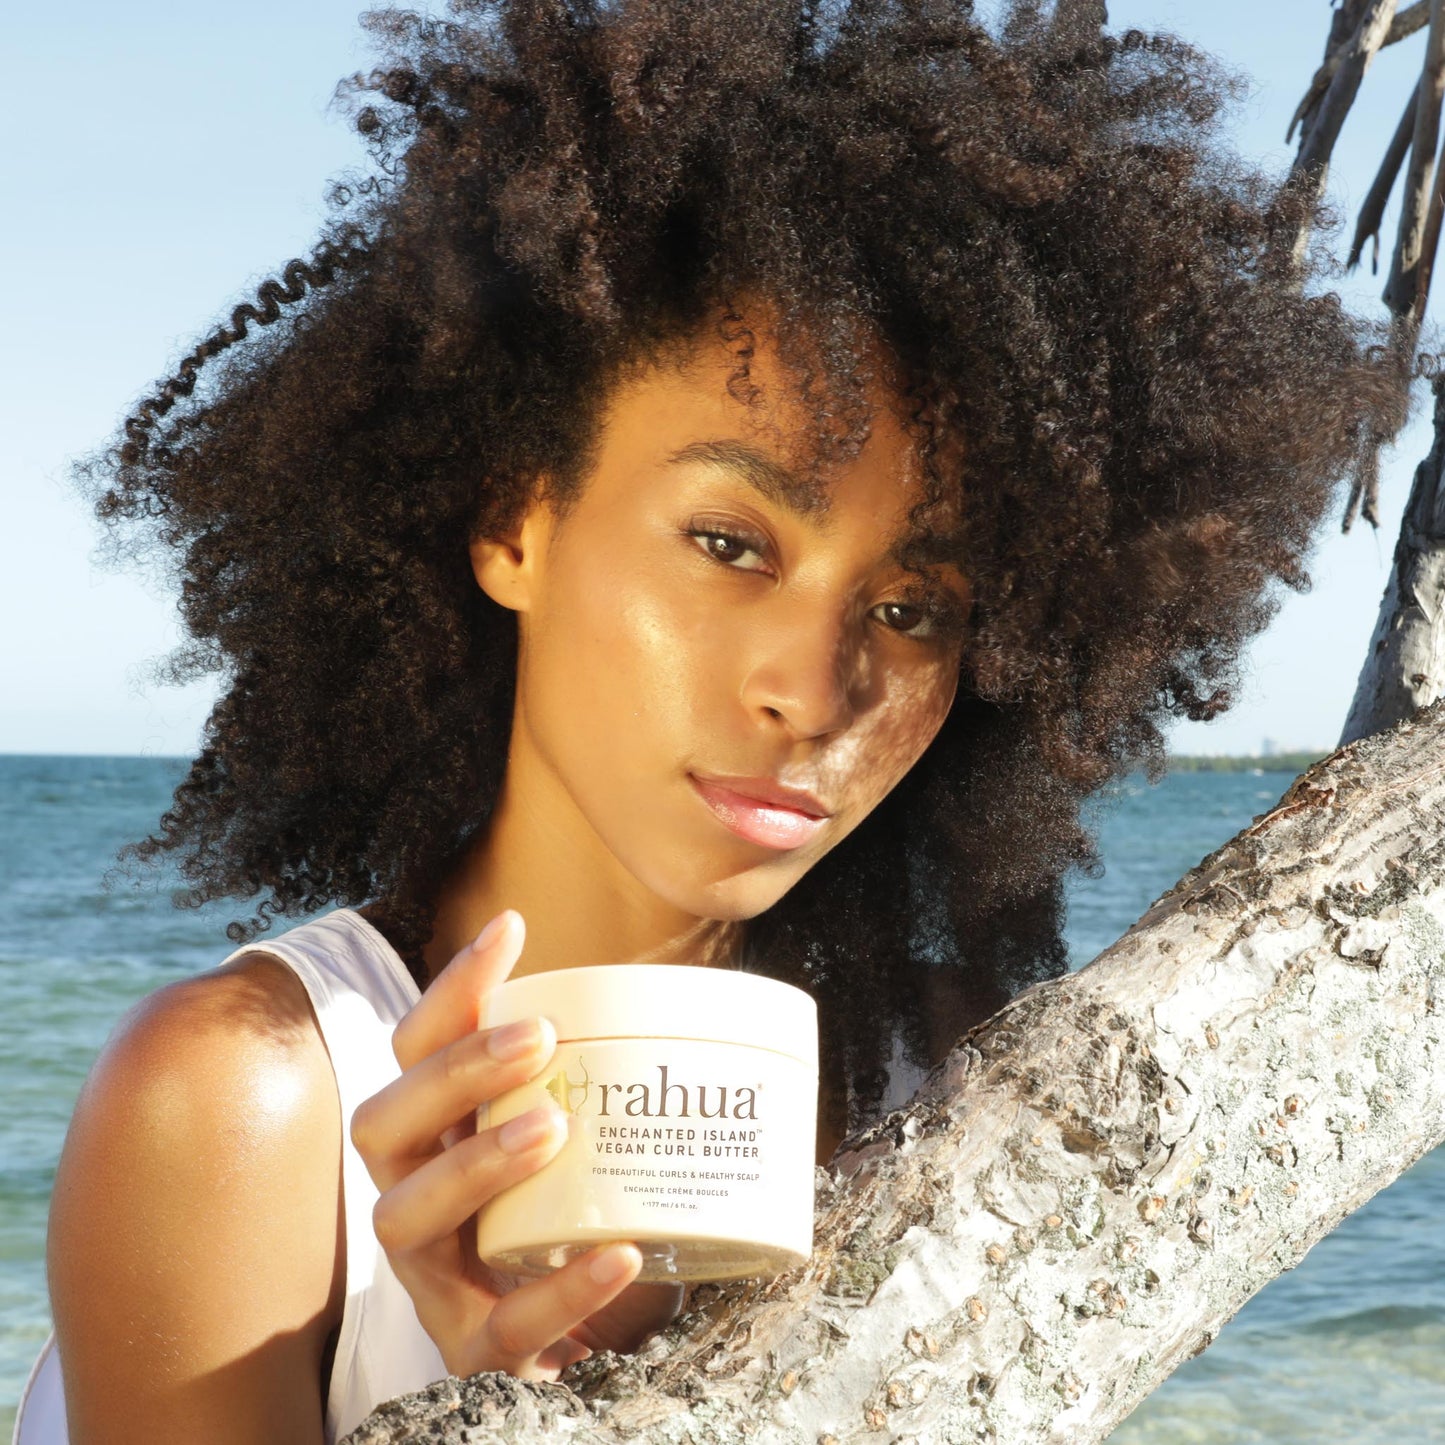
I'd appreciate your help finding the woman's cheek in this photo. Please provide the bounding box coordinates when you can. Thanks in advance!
[588,587,718,765]
[616,582,704,683]
[879,657,958,776]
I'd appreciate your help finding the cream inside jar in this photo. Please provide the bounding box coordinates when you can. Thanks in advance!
[476,963,818,1283]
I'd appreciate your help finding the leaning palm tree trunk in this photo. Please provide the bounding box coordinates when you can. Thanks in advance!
[343,697,1445,1445]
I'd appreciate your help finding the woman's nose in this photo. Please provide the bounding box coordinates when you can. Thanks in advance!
[736,597,864,740]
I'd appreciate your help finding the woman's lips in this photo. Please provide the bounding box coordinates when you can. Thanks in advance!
[688,774,830,851]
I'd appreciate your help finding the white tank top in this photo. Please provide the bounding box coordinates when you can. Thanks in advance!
[12,907,449,1445]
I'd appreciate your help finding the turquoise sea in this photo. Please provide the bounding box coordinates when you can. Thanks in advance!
[1,753,1441,1441]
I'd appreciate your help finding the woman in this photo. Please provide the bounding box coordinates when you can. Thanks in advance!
[16,0,1406,1440]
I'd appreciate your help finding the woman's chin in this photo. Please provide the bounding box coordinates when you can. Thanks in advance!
[681,874,808,928]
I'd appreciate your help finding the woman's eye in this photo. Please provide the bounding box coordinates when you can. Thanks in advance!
[877,600,939,639]
[690,528,965,641]
[687,527,769,572]
[876,598,965,642]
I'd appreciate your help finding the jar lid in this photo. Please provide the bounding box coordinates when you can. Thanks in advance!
[480,964,817,1070]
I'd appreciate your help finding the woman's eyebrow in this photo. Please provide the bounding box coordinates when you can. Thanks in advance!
[663,437,955,577]
[664,439,834,528]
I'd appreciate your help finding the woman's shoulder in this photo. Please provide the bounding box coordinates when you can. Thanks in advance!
[90,949,336,1117]
[49,949,343,1264]
[46,952,347,1436]
[53,948,343,1227]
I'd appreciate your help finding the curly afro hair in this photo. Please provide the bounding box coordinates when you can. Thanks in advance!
[80,0,1411,1142]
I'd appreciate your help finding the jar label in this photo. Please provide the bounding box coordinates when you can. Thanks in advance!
[477,1037,817,1267]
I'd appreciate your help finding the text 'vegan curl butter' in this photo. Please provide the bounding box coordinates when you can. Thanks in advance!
[475,963,818,1283]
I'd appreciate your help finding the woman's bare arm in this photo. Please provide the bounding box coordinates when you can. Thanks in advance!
[47,956,345,1445]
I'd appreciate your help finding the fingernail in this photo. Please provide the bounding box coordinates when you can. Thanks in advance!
[472,911,513,953]
[498,1104,564,1153]
[589,1244,640,1285]
[487,1016,551,1062]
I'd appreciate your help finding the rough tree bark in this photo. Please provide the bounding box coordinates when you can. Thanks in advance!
[342,697,1445,1444]
[1290,0,1399,263]
[1346,76,1417,277]
[1282,0,1421,532]
[1279,0,1445,770]
[1288,0,1429,146]
[1341,367,1445,745]
[1381,0,1445,321]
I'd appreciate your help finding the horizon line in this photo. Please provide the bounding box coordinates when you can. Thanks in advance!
[0,747,1335,763]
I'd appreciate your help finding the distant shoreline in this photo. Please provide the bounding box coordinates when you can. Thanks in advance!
[1163,751,1327,774]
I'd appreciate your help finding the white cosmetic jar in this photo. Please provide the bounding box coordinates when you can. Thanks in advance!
[475,963,818,1283]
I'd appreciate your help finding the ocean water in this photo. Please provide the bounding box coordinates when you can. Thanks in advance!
[1,754,1441,1440]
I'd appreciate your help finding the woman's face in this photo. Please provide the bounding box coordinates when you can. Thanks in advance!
[471,308,968,930]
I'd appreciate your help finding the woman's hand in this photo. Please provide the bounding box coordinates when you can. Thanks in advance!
[482,1260,688,1357]
[349,909,675,1380]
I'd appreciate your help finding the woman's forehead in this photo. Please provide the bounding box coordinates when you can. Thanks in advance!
[596,312,935,507]
[568,353,966,578]
[594,361,938,524]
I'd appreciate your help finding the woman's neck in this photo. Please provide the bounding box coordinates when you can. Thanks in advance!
[419,762,746,988]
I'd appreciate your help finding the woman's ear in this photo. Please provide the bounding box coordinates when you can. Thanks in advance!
[469,491,554,613]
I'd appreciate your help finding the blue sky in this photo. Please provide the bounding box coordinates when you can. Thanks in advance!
[1,0,1432,756]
